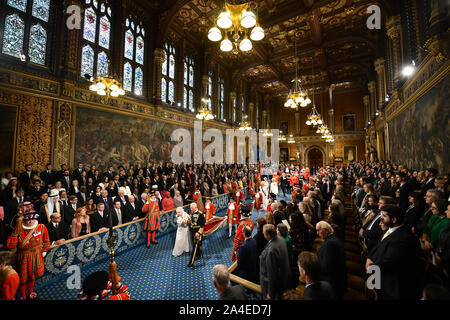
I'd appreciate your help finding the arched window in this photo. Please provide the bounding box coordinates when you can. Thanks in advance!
[123,17,145,96]
[1,0,52,66]
[183,56,195,111]
[161,42,176,104]
[206,70,213,110]
[218,77,225,120]
[80,0,112,79]
[233,96,237,122]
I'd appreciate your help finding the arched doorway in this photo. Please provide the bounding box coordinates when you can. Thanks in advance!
[308,148,324,169]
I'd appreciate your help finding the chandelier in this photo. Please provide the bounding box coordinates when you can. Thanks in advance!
[287,135,295,144]
[278,135,286,141]
[239,114,253,131]
[284,27,310,109]
[196,108,215,120]
[89,76,125,97]
[262,129,273,137]
[316,124,329,135]
[208,2,264,53]
[306,105,323,126]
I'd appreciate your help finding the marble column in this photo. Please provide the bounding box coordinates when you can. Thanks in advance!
[386,15,403,88]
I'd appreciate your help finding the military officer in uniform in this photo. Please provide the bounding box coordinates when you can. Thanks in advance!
[187,202,205,267]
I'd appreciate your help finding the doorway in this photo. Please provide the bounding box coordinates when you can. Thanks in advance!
[308,148,323,169]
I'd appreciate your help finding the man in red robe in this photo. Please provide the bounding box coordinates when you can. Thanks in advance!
[192,186,204,213]
[204,199,215,221]
[231,205,254,261]
[0,251,20,300]
[79,270,130,300]
[254,189,264,218]
[226,198,239,239]
[142,191,160,247]
[6,202,51,300]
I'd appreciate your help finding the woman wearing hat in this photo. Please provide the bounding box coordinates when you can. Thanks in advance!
[231,204,254,262]
[6,202,50,300]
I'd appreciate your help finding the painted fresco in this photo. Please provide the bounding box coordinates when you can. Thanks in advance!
[389,76,450,173]
[75,107,192,168]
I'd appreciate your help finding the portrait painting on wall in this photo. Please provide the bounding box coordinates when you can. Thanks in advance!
[75,107,193,170]
[280,121,289,135]
[343,114,355,131]
[280,148,289,162]
[344,146,357,162]
[0,105,17,172]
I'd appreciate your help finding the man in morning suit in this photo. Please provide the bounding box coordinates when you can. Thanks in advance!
[259,224,291,300]
[187,202,206,267]
[316,221,347,299]
[236,226,257,282]
[212,264,247,300]
[298,251,335,300]
[366,204,421,300]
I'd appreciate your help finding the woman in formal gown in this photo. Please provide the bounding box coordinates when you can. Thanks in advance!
[261,177,270,210]
[172,207,192,257]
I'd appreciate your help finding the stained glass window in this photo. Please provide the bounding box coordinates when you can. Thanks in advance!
[184,88,188,109]
[97,51,108,77]
[136,36,144,65]
[161,42,176,104]
[184,62,188,86]
[168,81,174,103]
[123,62,132,92]
[80,1,112,80]
[2,13,25,58]
[7,0,27,12]
[219,78,225,120]
[134,67,143,95]
[98,15,110,49]
[28,23,47,65]
[1,0,52,66]
[81,45,94,77]
[161,78,167,101]
[32,0,50,22]
[183,55,195,110]
[169,54,175,79]
[83,7,97,43]
[123,17,145,96]
[124,30,134,60]
[189,90,194,112]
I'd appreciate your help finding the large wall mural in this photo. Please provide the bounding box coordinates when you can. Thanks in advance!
[389,75,449,173]
[75,107,192,169]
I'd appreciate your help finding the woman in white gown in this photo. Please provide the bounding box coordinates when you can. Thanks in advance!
[261,177,270,210]
[172,207,192,257]
[269,178,279,197]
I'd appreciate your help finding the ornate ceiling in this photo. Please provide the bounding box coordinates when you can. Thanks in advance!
[146,0,395,98]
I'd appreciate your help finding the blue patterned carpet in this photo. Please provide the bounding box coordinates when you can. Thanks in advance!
[36,192,291,300]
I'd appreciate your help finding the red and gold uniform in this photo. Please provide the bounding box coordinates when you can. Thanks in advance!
[142,197,160,246]
[231,219,254,261]
[254,191,264,210]
[0,266,20,300]
[227,202,239,225]
[107,284,131,300]
[233,190,244,206]
[192,190,204,213]
[7,220,51,300]
[248,179,255,199]
[204,201,216,221]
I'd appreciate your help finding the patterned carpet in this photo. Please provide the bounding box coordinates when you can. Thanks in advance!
[36,192,291,300]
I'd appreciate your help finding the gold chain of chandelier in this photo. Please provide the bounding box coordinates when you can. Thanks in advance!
[284,26,310,109]
[208,1,264,52]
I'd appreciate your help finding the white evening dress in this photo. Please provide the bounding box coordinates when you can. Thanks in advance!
[172,211,192,257]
